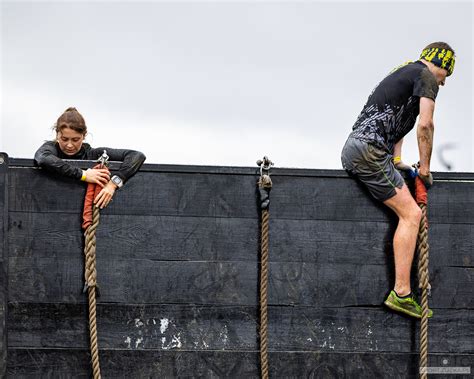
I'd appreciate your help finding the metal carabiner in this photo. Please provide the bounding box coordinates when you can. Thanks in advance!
[97,150,110,168]
[257,156,274,177]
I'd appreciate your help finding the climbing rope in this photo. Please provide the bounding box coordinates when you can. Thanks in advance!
[257,156,273,379]
[415,176,430,379]
[83,204,101,379]
[82,150,109,379]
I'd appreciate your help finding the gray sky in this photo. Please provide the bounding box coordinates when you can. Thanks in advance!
[1,1,473,171]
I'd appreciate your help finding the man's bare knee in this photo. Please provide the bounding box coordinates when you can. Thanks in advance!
[413,205,422,221]
[406,204,422,226]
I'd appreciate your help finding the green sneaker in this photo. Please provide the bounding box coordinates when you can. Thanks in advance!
[384,290,433,319]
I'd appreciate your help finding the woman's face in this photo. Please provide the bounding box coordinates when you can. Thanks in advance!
[57,127,85,156]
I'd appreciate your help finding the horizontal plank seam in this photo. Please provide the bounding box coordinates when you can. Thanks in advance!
[7,302,474,310]
[6,210,474,225]
[6,347,474,355]
[6,256,473,268]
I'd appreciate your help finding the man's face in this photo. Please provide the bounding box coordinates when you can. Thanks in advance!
[433,66,448,87]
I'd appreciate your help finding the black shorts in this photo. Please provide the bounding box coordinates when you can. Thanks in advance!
[341,137,404,202]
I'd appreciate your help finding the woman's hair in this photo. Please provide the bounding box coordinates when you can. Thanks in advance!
[54,107,87,135]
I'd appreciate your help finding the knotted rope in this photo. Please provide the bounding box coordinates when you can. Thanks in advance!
[82,151,109,379]
[257,156,273,379]
[415,176,430,379]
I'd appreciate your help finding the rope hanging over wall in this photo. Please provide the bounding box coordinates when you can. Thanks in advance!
[257,156,273,379]
[415,176,430,379]
[82,151,110,379]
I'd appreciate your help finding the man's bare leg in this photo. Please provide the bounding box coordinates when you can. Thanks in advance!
[383,184,422,296]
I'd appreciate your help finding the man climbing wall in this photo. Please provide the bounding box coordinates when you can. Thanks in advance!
[341,42,456,318]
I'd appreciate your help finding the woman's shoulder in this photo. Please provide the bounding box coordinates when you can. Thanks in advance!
[40,139,56,147]
[36,140,58,153]
[34,140,59,164]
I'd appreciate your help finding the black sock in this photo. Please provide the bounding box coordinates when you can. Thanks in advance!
[395,290,412,299]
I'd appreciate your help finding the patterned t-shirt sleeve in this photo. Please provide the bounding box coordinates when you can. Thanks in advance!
[413,68,439,101]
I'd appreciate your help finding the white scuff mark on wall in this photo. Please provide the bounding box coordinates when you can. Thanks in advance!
[135,337,143,349]
[328,335,335,350]
[171,334,182,348]
[219,324,229,346]
[124,336,131,349]
[367,323,378,351]
[368,336,379,352]
[160,318,169,334]
[161,332,182,350]
[135,318,144,328]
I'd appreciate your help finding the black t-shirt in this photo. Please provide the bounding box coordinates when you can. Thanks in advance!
[350,60,439,153]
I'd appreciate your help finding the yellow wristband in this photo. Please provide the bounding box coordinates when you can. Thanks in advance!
[393,156,401,164]
[81,170,87,181]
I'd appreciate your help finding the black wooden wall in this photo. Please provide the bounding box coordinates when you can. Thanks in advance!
[0,154,7,379]
[1,154,473,378]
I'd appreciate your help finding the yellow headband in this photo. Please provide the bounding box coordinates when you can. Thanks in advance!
[420,47,455,76]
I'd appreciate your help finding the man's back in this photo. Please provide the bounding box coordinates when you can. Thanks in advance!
[350,61,438,153]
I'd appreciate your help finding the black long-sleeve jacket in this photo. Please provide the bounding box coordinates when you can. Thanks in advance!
[34,141,146,183]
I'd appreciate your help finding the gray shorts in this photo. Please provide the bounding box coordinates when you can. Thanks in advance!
[341,137,404,202]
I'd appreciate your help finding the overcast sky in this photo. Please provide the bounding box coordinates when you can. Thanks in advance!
[1,1,473,171]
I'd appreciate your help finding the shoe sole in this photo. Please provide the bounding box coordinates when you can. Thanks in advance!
[384,299,432,319]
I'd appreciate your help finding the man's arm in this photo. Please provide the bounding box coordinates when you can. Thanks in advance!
[392,138,416,175]
[394,138,403,159]
[417,97,435,176]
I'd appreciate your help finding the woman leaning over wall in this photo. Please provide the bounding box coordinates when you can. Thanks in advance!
[34,107,146,208]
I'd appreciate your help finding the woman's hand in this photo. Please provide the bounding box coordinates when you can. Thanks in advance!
[85,168,110,187]
[94,181,117,209]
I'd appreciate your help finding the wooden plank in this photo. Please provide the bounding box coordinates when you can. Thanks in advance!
[305,265,474,309]
[8,212,473,267]
[8,252,473,308]
[8,170,259,218]
[426,223,474,267]
[8,168,86,213]
[8,169,474,224]
[8,303,474,354]
[6,349,473,378]
[0,153,8,377]
[8,212,260,263]
[8,258,259,305]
